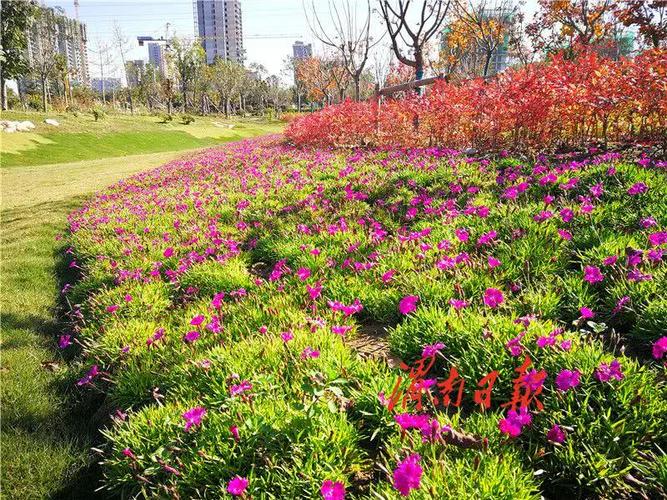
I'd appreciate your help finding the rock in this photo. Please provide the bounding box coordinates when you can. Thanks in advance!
[44,118,60,126]
[3,126,16,133]
[16,121,35,132]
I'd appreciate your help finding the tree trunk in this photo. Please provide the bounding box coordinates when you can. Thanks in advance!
[1,75,7,111]
[41,77,48,112]
[354,76,360,101]
[225,97,230,118]
[483,50,493,78]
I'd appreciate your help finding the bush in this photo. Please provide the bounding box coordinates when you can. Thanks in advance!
[180,113,195,125]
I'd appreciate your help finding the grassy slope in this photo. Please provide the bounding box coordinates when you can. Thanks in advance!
[0,111,283,167]
[0,118,283,498]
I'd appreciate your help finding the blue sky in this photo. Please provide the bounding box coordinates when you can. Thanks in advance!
[45,0,539,81]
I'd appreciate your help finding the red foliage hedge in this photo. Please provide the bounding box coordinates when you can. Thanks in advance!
[285,49,667,151]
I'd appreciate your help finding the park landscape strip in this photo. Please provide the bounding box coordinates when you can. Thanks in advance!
[60,136,667,498]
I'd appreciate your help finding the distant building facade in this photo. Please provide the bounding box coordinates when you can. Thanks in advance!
[194,0,244,64]
[91,77,121,93]
[23,5,90,87]
[147,41,167,76]
[292,41,312,60]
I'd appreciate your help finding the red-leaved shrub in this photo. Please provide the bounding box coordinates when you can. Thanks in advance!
[286,49,667,151]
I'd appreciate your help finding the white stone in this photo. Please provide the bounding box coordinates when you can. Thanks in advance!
[44,118,60,126]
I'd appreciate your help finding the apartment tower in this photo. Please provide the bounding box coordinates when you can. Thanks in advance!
[194,0,244,64]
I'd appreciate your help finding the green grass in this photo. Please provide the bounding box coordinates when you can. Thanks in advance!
[0,120,282,497]
[0,111,283,168]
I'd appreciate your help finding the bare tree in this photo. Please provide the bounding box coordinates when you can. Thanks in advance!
[378,0,452,84]
[28,7,59,112]
[112,21,134,113]
[90,39,115,103]
[306,0,382,100]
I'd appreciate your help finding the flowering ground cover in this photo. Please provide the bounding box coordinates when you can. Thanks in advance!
[64,137,666,498]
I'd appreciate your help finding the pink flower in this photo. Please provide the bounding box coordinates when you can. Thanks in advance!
[163,247,174,258]
[558,229,572,241]
[227,476,249,496]
[421,342,445,357]
[627,182,648,195]
[184,330,200,343]
[182,406,206,431]
[211,292,225,309]
[230,425,240,442]
[300,347,320,359]
[190,314,205,326]
[449,298,468,310]
[259,325,268,334]
[122,447,136,459]
[331,325,352,336]
[652,337,667,360]
[399,295,419,315]
[392,453,423,496]
[58,335,72,349]
[602,255,617,266]
[281,331,294,342]
[579,307,595,319]
[76,364,99,386]
[320,480,346,500]
[230,380,252,396]
[583,265,604,284]
[483,288,504,308]
[296,267,311,281]
[307,282,322,300]
[555,369,581,391]
[595,359,624,382]
[381,269,396,283]
[455,228,469,242]
[488,256,502,268]
[499,408,532,437]
[547,424,566,444]
[106,304,119,314]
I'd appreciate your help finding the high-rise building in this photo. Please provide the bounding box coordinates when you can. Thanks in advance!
[292,41,312,60]
[23,5,89,86]
[147,41,167,76]
[194,0,244,64]
[91,77,122,94]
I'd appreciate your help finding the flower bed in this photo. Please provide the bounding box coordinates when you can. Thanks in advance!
[65,137,667,497]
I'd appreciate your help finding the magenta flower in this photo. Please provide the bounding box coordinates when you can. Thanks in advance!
[76,364,99,386]
[421,342,445,358]
[483,288,504,308]
[281,331,294,342]
[499,408,532,437]
[230,380,252,396]
[488,256,502,268]
[230,425,240,442]
[184,330,200,343]
[296,267,311,281]
[555,369,581,391]
[320,480,346,500]
[58,334,72,349]
[381,269,396,283]
[392,453,423,496]
[595,359,624,382]
[627,182,648,195]
[211,292,225,309]
[652,337,667,360]
[583,265,604,284]
[227,476,249,496]
[558,229,572,241]
[579,307,595,319]
[455,228,469,242]
[190,314,205,326]
[106,304,119,314]
[122,447,136,459]
[399,295,419,315]
[307,282,322,300]
[331,325,352,336]
[182,406,206,431]
[602,255,617,266]
[449,298,469,310]
[547,424,566,444]
[300,347,320,359]
[163,247,174,258]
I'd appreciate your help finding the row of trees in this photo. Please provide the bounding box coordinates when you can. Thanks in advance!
[2,0,666,114]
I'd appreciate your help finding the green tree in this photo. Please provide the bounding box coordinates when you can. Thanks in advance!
[168,37,205,112]
[0,0,37,110]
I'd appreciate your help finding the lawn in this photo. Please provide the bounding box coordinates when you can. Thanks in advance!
[0,111,283,167]
[0,117,284,498]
